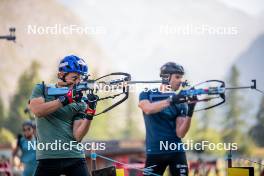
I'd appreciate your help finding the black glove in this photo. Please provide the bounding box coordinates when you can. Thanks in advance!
[83,94,99,120]
[187,94,198,117]
[187,102,196,117]
[168,93,186,104]
[58,89,83,106]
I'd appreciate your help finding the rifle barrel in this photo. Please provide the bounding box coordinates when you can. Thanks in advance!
[127,80,162,84]
[225,86,252,90]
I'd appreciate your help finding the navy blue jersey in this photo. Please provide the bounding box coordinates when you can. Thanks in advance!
[139,89,188,154]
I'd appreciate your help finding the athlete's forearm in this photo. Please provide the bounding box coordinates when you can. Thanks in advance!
[146,100,171,114]
[139,100,170,115]
[29,99,62,117]
[176,117,192,138]
[73,119,91,142]
[12,146,19,157]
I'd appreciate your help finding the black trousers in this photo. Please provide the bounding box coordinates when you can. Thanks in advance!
[145,152,188,176]
[34,158,90,176]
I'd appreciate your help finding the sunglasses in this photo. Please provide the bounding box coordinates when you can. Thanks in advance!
[69,75,81,81]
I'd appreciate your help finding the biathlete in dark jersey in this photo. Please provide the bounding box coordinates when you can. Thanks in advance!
[138,62,196,176]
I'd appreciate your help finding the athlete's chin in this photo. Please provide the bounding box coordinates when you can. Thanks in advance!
[173,85,181,91]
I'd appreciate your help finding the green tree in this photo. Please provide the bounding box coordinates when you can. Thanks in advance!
[86,94,141,140]
[221,66,249,154]
[121,93,143,139]
[249,96,264,147]
[0,128,15,144]
[85,72,143,140]
[5,61,40,134]
[0,96,5,128]
[86,99,114,140]
[186,113,225,156]
[198,101,215,131]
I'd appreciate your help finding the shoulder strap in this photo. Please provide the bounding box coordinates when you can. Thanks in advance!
[16,134,23,148]
[42,81,46,99]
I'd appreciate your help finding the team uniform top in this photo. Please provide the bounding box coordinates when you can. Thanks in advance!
[139,89,188,154]
[30,83,87,160]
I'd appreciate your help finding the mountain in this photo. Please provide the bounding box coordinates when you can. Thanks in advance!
[60,0,264,130]
[230,34,264,125]
[0,0,106,105]
[234,33,264,90]
[61,0,264,83]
